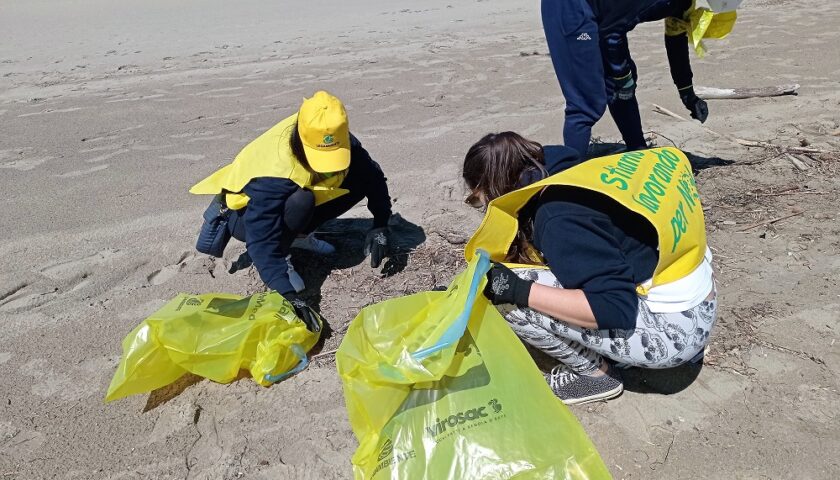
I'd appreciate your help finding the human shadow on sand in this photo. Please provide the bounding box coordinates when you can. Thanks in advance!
[290,213,426,316]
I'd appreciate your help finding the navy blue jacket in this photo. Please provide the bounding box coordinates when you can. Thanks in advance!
[587,0,694,89]
[531,146,658,330]
[240,136,391,294]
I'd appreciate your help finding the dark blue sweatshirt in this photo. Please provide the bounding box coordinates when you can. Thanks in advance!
[587,0,695,89]
[240,135,392,294]
[530,146,658,330]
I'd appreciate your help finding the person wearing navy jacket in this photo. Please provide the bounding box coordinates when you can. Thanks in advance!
[542,0,708,157]
[462,133,718,404]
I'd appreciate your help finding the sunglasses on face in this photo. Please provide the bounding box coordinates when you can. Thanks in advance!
[464,190,486,210]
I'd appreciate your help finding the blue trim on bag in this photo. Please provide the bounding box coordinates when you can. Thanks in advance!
[411,250,490,361]
[263,344,309,383]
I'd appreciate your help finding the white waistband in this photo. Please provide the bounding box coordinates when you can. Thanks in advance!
[641,247,715,313]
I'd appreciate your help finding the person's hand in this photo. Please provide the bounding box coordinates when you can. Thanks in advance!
[483,262,533,308]
[364,227,390,268]
[680,88,708,123]
[284,292,322,333]
[611,74,636,102]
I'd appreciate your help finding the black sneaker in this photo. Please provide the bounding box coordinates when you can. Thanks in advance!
[544,364,624,405]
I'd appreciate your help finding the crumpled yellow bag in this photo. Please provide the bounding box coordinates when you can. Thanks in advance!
[105,291,321,402]
[336,252,611,479]
[665,7,738,57]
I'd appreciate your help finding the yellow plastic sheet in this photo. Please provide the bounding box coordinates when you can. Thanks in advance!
[665,8,738,57]
[337,253,611,479]
[106,291,321,402]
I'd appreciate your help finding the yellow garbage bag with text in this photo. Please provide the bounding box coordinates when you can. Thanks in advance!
[336,253,611,479]
[105,291,321,402]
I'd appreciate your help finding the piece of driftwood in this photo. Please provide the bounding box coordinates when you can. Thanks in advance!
[651,103,837,156]
[737,210,804,232]
[785,153,810,171]
[695,84,799,100]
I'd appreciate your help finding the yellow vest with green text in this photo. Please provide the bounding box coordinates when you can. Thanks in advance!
[465,147,707,295]
[189,113,348,210]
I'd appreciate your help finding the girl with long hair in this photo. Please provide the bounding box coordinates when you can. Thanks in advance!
[463,132,717,404]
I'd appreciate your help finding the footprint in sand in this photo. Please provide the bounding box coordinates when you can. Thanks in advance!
[38,249,122,281]
[147,252,196,286]
[0,290,58,313]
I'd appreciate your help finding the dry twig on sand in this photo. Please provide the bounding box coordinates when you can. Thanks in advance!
[736,210,804,232]
[695,84,799,100]
[312,348,338,360]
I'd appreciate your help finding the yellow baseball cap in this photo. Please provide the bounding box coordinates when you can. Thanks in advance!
[298,91,351,173]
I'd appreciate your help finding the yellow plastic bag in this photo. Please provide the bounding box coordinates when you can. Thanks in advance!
[665,8,737,57]
[337,253,611,479]
[106,291,321,402]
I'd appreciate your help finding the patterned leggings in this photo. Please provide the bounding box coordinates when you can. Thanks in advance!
[497,268,718,374]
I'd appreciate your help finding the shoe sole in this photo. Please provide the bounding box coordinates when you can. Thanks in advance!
[562,383,624,406]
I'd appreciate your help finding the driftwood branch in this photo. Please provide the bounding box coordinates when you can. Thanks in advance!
[785,153,809,171]
[695,84,799,100]
[651,103,837,156]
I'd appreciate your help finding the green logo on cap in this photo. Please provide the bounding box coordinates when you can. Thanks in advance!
[323,134,334,144]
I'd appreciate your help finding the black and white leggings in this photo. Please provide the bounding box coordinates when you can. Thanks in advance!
[497,268,718,375]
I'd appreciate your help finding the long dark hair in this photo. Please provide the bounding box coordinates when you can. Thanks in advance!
[290,122,311,170]
[462,131,547,264]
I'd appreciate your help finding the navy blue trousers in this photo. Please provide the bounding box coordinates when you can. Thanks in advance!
[227,177,368,248]
[541,0,647,157]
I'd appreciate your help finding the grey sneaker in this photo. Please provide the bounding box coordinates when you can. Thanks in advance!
[291,233,336,255]
[544,364,623,405]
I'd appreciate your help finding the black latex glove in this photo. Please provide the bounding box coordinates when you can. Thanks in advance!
[483,262,533,308]
[680,88,708,123]
[284,292,322,333]
[611,75,636,103]
[363,227,390,268]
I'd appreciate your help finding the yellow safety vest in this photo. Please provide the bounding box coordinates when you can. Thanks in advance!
[465,147,707,295]
[665,4,738,57]
[189,113,348,210]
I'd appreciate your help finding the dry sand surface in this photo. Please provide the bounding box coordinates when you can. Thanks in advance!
[1,0,839,478]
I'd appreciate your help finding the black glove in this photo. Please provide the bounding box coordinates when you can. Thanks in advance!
[483,262,533,308]
[680,88,708,123]
[284,292,322,333]
[611,74,636,103]
[363,227,390,268]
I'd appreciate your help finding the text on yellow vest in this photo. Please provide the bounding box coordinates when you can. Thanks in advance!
[189,113,348,210]
[465,147,707,295]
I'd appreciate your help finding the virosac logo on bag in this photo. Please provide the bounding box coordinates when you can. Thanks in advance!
[424,398,505,443]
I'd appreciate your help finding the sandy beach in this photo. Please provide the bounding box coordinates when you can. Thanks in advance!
[1,0,839,478]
